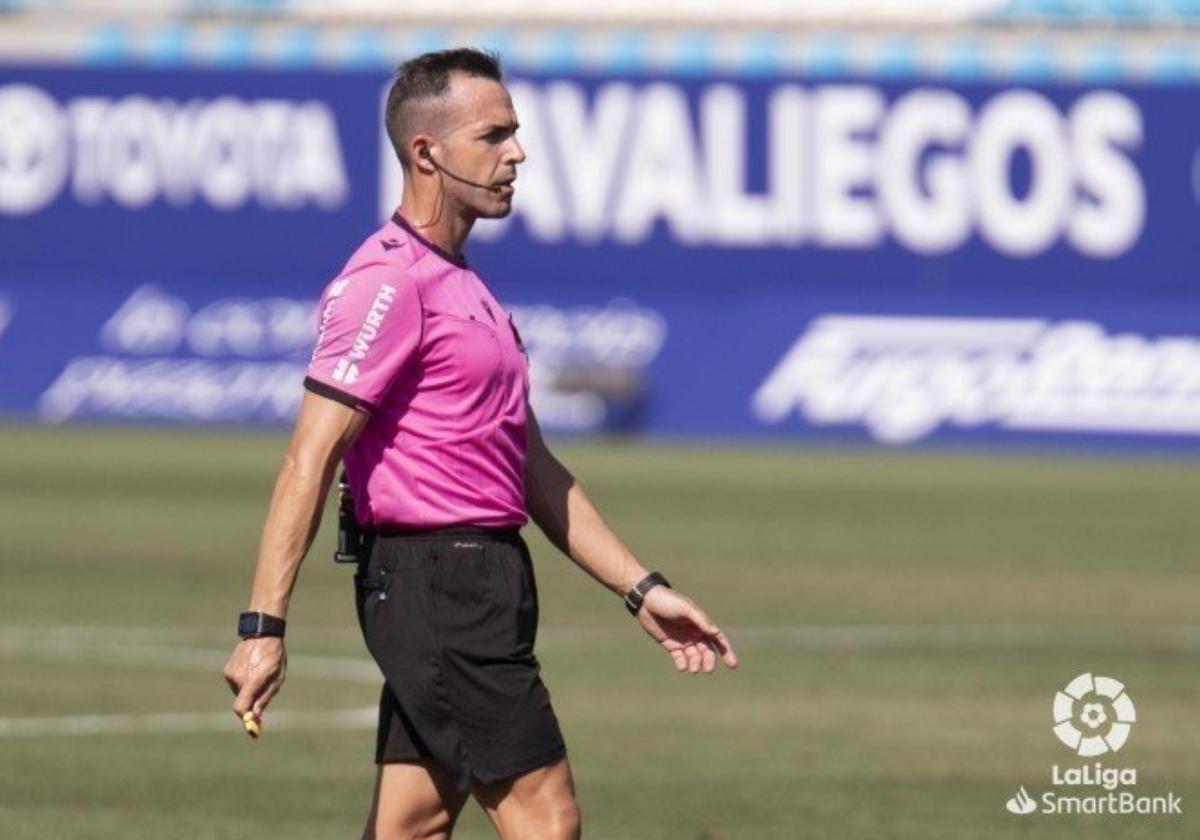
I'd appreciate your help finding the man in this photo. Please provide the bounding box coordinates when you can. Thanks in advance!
[222,48,738,840]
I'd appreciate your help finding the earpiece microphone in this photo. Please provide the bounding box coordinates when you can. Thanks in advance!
[420,147,506,192]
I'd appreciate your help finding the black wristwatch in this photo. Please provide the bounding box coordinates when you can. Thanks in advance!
[237,611,287,639]
[624,572,671,616]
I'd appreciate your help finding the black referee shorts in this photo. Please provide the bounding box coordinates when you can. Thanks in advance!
[353,526,567,793]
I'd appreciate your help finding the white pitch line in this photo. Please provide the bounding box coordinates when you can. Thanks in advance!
[542,623,1200,651]
[0,706,377,738]
[3,623,1200,739]
[4,624,1200,663]
[0,636,383,683]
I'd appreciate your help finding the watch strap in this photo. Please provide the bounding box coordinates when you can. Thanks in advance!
[624,572,671,616]
[238,611,287,639]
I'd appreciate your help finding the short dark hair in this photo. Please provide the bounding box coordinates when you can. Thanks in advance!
[385,48,504,169]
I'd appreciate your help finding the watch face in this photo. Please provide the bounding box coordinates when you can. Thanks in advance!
[238,614,259,636]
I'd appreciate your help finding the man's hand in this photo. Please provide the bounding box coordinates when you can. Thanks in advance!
[636,587,739,674]
[223,637,288,727]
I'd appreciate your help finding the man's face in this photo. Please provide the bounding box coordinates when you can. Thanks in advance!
[427,74,525,219]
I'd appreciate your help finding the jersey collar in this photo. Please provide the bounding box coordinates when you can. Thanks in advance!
[391,211,470,269]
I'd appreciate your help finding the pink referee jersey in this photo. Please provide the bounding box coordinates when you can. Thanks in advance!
[304,211,530,530]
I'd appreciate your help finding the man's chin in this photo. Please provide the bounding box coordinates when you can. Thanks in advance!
[475,200,514,220]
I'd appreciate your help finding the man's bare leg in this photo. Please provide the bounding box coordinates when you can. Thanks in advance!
[470,756,581,840]
[362,759,472,840]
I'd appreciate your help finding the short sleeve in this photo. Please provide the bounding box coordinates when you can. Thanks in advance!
[303,262,423,411]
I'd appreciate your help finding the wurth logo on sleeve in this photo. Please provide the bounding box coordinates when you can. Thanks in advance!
[331,282,397,383]
[332,358,359,384]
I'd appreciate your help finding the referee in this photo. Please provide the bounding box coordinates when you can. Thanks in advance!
[222,48,738,840]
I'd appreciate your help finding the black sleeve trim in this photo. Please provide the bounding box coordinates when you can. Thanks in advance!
[303,376,375,413]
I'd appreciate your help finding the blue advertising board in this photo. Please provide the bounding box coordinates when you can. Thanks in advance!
[1,64,1198,448]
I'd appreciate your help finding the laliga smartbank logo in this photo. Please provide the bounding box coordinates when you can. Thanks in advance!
[1004,673,1182,818]
[1052,671,1136,756]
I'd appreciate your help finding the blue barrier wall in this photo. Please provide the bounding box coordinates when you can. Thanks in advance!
[1,64,1198,448]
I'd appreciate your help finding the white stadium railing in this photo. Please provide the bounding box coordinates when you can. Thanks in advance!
[2,0,1199,80]
[2,0,1200,26]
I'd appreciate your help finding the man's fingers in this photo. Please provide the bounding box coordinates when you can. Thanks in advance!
[232,679,265,718]
[251,692,273,719]
[717,633,739,669]
[655,601,738,672]
[225,641,286,733]
[703,627,738,669]
[251,678,284,718]
[682,604,739,670]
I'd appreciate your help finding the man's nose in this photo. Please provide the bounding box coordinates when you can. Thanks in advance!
[508,137,527,165]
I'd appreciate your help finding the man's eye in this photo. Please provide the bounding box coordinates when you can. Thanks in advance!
[484,128,515,143]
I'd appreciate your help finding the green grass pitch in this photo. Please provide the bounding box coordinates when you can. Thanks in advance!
[0,424,1198,839]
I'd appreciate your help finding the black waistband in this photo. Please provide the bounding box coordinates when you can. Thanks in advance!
[367,524,522,542]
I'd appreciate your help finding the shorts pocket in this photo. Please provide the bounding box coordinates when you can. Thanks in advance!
[435,541,496,611]
[354,563,394,640]
[514,544,540,652]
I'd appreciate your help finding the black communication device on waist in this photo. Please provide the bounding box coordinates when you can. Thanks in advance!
[334,471,364,564]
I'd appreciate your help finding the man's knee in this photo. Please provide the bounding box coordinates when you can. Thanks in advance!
[475,756,581,840]
[365,810,457,840]
[546,798,582,840]
[494,797,580,840]
[481,786,582,840]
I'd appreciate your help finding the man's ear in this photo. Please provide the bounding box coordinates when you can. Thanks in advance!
[410,137,437,175]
